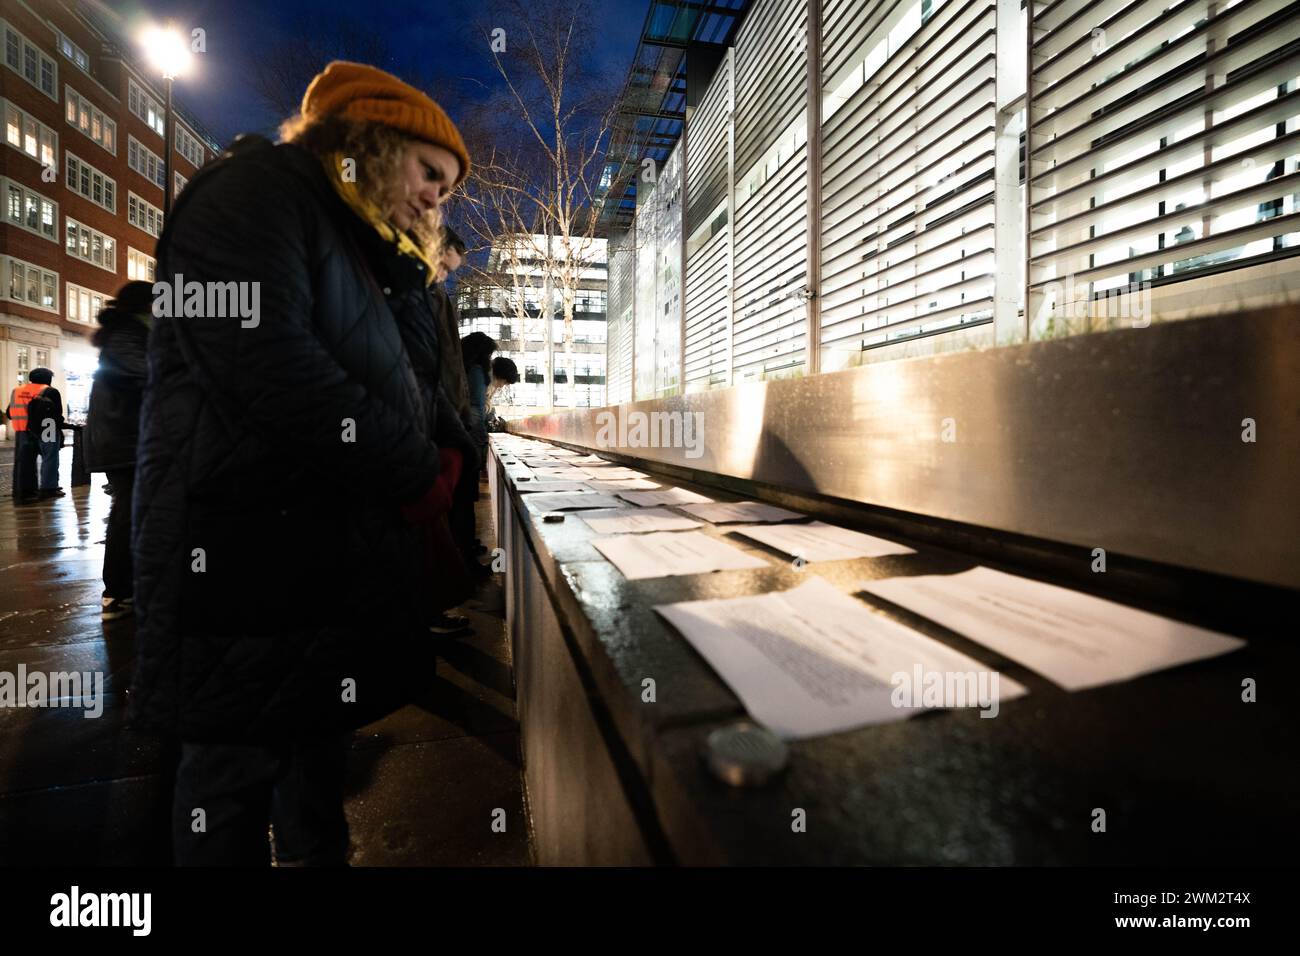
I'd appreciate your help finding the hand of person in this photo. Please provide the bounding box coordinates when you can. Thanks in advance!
[437,447,463,496]
[400,448,463,523]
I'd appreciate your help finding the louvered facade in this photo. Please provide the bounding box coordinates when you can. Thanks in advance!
[605,0,1300,401]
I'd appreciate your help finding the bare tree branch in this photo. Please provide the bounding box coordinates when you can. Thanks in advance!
[454,0,619,410]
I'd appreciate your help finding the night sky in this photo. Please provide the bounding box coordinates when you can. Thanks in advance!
[98,0,649,145]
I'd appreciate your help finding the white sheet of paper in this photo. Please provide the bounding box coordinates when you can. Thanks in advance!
[570,454,610,464]
[532,467,593,479]
[579,508,702,534]
[591,530,767,579]
[618,488,714,507]
[678,501,805,524]
[732,521,915,561]
[525,492,624,512]
[655,576,1027,739]
[516,480,589,494]
[586,478,661,491]
[586,468,647,480]
[860,566,1246,690]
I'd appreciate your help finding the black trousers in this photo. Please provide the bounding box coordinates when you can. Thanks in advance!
[448,443,480,561]
[10,431,37,499]
[171,736,350,866]
[103,467,135,598]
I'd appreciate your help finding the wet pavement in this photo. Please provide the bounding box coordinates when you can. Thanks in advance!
[0,440,532,866]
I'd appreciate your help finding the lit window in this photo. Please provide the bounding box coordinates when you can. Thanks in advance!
[56,31,90,73]
[2,24,56,99]
[128,191,164,238]
[127,247,156,282]
[128,78,166,137]
[1,254,58,312]
[1,178,56,241]
[65,86,116,154]
[128,135,166,189]
[65,152,115,212]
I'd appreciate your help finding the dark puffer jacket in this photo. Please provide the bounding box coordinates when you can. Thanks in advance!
[84,308,149,472]
[128,135,445,743]
[377,235,475,465]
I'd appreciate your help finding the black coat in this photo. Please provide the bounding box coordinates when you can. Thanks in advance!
[372,234,476,466]
[84,309,149,471]
[128,135,446,743]
[428,284,471,423]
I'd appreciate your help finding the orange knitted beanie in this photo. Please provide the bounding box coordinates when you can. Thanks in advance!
[300,60,471,186]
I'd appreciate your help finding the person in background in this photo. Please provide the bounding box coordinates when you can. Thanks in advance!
[6,370,44,505]
[462,332,497,468]
[485,355,519,430]
[431,229,493,580]
[85,281,154,620]
[388,227,479,637]
[24,368,64,500]
[433,228,471,429]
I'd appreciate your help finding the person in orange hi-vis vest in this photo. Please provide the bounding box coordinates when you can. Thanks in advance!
[6,372,46,504]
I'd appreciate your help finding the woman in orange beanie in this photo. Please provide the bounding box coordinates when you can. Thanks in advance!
[283,63,487,635]
[281,60,472,265]
[129,60,475,866]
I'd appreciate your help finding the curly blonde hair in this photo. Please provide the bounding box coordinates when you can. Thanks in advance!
[280,113,444,260]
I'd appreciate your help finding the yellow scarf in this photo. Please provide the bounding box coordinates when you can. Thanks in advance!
[328,152,436,284]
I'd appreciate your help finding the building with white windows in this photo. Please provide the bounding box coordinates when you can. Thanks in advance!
[456,231,609,418]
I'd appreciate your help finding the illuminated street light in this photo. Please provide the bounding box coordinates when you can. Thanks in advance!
[141,25,190,80]
[140,25,192,215]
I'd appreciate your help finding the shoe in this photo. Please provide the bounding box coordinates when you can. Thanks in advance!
[38,488,65,499]
[428,612,473,637]
[102,595,135,621]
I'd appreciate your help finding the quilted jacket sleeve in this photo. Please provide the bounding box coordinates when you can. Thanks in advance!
[158,149,441,502]
[435,384,477,470]
[100,318,149,388]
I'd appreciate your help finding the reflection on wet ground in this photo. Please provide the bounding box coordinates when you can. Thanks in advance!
[0,443,530,866]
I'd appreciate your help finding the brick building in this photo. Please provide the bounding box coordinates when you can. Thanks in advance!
[1,0,219,424]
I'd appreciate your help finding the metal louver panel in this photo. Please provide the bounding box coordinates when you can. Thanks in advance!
[684,224,732,389]
[728,0,811,383]
[601,0,1300,404]
[606,229,636,406]
[819,0,999,358]
[822,0,905,81]
[686,55,732,236]
[734,0,809,175]
[1027,0,1300,314]
[732,146,809,381]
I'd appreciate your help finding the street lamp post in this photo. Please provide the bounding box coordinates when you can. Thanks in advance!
[141,26,191,218]
[162,75,173,216]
